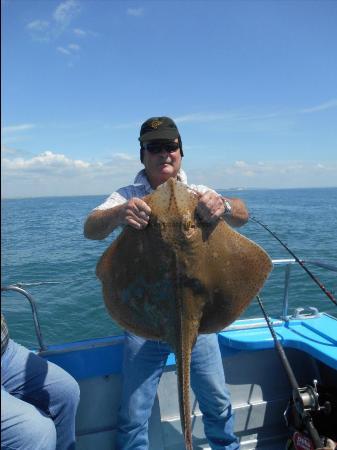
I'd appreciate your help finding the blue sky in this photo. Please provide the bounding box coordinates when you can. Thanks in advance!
[2,0,337,198]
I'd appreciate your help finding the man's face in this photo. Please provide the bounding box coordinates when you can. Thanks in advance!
[142,138,182,189]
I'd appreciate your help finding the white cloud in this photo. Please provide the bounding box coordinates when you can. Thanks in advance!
[26,0,84,46]
[174,112,236,124]
[1,145,15,155]
[300,99,337,114]
[72,27,98,38]
[1,145,34,159]
[53,0,80,25]
[2,150,142,197]
[171,110,297,136]
[174,110,287,125]
[2,123,36,134]
[172,101,337,131]
[185,152,337,189]
[198,160,337,189]
[56,43,80,56]
[103,103,330,142]
[25,1,93,64]
[127,7,144,17]
[26,20,50,31]
[57,46,72,55]
[68,43,80,51]
[113,153,135,161]
[3,150,90,171]
[234,160,248,168]
[73,28,86,37]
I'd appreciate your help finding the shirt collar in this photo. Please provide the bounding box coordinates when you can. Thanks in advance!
[133,169,188,193]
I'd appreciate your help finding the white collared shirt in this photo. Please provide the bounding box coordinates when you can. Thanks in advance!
[93,169,214,211]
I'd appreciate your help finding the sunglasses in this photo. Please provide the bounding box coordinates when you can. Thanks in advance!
[143,141,180,154]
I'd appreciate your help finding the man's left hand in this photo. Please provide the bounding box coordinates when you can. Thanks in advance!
[196,191,224,223]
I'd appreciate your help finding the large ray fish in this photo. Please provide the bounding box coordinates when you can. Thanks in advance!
[96,178,272,450]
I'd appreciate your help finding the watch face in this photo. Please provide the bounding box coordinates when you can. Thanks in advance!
[224,200,232,214]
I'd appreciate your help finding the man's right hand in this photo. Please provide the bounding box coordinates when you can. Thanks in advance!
[119,198,151,230]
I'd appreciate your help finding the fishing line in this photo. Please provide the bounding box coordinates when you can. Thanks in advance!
[250,216,337,308]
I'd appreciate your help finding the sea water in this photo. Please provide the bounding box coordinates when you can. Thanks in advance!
[1,187,336,349]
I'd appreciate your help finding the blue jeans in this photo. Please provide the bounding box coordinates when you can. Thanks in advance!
[1,339,80,450]
[116,332,239,450]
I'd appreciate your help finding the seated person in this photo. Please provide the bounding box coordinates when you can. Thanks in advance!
[1,313,80,450]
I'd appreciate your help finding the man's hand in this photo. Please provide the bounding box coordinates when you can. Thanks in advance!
[196,191,249,227]
[119,198,151,229]
[196,191,225,223]
[84,197,152,240]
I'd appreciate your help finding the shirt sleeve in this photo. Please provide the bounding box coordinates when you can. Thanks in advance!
[189,183,217,195]
[93,191,127,211]
[93,184,147,211]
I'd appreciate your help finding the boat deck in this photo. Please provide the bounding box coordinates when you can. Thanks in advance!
[41,313,337,450]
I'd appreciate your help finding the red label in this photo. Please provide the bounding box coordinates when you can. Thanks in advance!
[293,432,315,450]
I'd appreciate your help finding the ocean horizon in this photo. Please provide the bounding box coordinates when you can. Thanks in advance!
[2,185,337,201]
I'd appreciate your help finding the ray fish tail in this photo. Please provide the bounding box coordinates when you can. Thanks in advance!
[173,323,195,450]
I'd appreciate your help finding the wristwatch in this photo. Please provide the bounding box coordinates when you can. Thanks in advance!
[223,198,232,216]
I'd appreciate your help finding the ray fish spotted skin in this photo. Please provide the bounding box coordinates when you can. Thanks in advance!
[96,178,273,450]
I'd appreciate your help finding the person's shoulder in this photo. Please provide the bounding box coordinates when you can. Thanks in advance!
[93,191,126,211]
[188,183,215,195]
[117,183,148,199]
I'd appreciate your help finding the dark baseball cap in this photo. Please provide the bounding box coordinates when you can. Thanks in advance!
[139,116,180,143]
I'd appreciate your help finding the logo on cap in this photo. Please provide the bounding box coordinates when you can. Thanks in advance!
[150,119,163,129]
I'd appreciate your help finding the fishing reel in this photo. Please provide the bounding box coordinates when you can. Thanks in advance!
[284,379,337,449]
[296,380,332,414]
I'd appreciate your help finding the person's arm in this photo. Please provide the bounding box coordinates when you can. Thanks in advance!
[196,191,249,228]
[222,196,249,227]
[84,198,151,240]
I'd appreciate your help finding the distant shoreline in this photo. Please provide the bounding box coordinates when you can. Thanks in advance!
[2,186,337,201]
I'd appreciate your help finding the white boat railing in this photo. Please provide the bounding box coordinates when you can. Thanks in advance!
[272,258,337,320]
[1,285,47,351]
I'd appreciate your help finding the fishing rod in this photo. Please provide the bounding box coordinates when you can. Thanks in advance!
[250,216,337,308]
[256,295,324,449]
